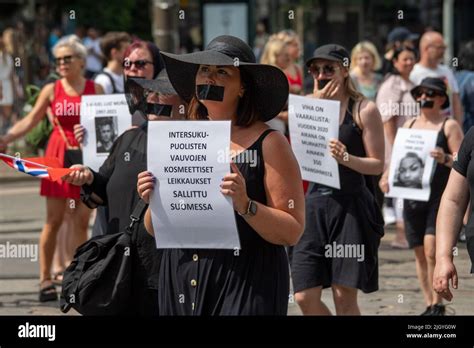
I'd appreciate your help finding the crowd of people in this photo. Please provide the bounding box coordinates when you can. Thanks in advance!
[0,23,473,316]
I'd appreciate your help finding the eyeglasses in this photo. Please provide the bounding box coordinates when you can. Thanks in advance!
[123,59,153,70]
[413,89,442,98]
[308,64,339,77]
[54,55,75,65]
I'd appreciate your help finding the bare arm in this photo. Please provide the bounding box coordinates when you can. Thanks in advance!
[384,117,398,148]
[452,93,463,126]
[433,170,469,300]
[238,131,305,246]
[330,100,385,175]
[2,83,54,143]
[445,120,464,168]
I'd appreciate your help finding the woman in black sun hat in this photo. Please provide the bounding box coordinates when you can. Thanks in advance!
[137,35,305,315]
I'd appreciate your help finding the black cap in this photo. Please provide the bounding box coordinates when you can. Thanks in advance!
[305,44,350,67]
[410,77,450,109]
[387,27,419,44]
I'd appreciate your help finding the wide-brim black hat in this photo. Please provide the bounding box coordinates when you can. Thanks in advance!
[160,35,289,122]
[124,69,177,116]
[410,77,450,109]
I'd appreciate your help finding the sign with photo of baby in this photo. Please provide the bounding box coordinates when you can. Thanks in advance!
[81,94,132,171]
[387,128,438,201]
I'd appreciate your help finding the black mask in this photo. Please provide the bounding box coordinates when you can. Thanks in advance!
[419,100,434,109]
[197,84,225,101]
[147,103,172,117]
[317,79,331,90]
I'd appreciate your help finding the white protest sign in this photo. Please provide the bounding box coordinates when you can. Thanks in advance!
[288,94,341,189]
[148,120,241,249]
[387,128,438,201]
[81,94,131,171]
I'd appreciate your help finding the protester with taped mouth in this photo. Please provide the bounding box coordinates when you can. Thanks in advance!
[137,35,305,315]
[381,77,463,316]
[74,39,163,237]
[291,44,385,315]
[377,45,418,249]
[0,35,103,302]
[62,68,185,315]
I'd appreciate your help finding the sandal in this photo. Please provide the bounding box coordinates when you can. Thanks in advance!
[39,281,58,302]
[52,272,64,285]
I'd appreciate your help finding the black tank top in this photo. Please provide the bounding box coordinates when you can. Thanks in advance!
[408,117,451,199]
[233,128,276,246]
[311,98,367,194]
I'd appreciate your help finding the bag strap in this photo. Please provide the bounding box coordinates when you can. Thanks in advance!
[126,199,148,234]
[101,70,118,94]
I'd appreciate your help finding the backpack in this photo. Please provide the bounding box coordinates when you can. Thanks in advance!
[60,199,147,315]
[94,69,119,94]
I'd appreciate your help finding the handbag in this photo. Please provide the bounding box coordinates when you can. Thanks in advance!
[53,115,83,167]
[60,199,148,315]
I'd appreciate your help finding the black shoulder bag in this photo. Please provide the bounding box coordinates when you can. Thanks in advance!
[60,199,148,315]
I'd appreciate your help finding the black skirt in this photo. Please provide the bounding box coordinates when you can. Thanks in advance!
[291,186,384,294]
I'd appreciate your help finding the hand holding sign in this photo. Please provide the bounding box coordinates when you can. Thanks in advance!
[329,138,348,163]
[137,171,156,204]
[220,162,249,214]
[430,146,447,164]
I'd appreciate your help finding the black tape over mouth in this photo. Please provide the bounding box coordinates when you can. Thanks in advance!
[317,79,331,90]
[147,103,173,117]
[197,84,225,101]
[419,100,435,109]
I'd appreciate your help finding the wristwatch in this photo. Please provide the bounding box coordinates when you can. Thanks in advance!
[443,153,450,165]
[238,199,257,217]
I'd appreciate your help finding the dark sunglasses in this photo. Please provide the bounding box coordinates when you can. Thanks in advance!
[413,89,442,98]
[123,59,152,70]
[55,55,75,65]
[308,64,339,76]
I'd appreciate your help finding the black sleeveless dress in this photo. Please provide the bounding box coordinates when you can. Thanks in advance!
[403,118,451,248]
[157,129,290,315]
[291,99,384,294]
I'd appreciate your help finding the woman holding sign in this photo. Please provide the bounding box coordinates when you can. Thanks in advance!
[382,77,463,315]
[291,44,385,315]
[138,35,305,315]
[0,35,103,302]
[63,68,186,315]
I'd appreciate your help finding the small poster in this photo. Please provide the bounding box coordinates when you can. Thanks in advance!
[81,94,131,171]
[148,120,240,249]
[288,94,341,189]
[387,128,439,201]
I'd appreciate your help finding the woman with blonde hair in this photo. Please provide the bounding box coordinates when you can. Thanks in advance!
[350,41,383,101]
[260,36,292,134]
[0,35,104,302]
[275,30,303,95]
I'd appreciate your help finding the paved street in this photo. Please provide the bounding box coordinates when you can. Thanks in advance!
[1,164,473,315]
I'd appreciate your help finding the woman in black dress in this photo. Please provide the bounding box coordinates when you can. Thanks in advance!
[291,44,385,315]
[137,35,305,315]
[62,68,185,315]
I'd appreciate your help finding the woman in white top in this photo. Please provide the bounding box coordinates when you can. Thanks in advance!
[377,45,418,249]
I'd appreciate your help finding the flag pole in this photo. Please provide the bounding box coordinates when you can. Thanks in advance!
[0,153,49,168]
